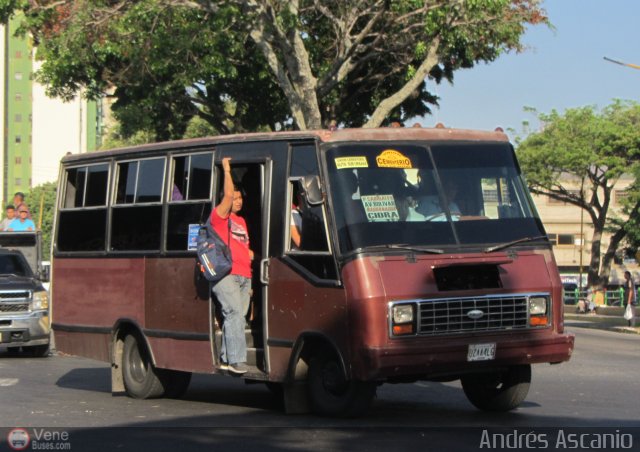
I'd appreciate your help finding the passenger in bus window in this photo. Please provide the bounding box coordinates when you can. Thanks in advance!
[290,187,303,250]
[171,183,184,201]
[210,157,253,375]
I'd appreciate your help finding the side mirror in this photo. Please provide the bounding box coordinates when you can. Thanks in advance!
[300,175,323,206]
[39,265,50,282]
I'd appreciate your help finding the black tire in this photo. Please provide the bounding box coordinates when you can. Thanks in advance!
[461,364,531,412]
[158,369,192,399]
[24,344,50,357]
[122,334,165,399]
[307,350,376,417]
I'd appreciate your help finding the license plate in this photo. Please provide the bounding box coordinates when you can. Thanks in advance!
[467,343,496,361]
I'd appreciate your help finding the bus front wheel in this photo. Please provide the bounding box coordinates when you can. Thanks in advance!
[461,364,531,412]
[122,334,165,399]
[307,350,376,417]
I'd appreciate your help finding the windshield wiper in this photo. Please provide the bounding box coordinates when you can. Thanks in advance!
[483,235,548,253]
[361,244,444,254]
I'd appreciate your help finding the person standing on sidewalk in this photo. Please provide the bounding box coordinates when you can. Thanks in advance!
[623,271,637,327]
[210,157,253,374]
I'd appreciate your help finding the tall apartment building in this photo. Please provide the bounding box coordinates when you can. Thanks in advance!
[1,17,102,207]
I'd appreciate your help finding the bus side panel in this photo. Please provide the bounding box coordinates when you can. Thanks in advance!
[144,257,213,373]
[144,257,210,332]
[52,257,146,359]
[147,337,213,373]
[266,259,348,381]
[54,330,111,363]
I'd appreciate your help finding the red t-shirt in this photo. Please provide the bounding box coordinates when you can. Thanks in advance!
[210,209,252,278]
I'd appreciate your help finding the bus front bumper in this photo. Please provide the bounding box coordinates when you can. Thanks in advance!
[353,331,575,381]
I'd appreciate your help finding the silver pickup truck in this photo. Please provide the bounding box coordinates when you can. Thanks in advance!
[0,231,50,357]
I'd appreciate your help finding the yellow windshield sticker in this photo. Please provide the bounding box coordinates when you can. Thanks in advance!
[361,194,400,222]
[335,156,369,169]
[376,150,412,169]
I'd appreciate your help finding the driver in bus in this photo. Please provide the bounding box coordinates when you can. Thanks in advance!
[210,157,253,375]
[415,170,461,221]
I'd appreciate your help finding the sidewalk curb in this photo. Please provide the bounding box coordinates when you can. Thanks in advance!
[564,313,640,335]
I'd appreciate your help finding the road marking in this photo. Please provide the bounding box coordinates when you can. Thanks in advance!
[0,378,19,386]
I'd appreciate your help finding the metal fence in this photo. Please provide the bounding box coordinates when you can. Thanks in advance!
[563,288,632,306]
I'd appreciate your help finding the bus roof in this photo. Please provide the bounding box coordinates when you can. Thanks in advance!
[61,127,509,164]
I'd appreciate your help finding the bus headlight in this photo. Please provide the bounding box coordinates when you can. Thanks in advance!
[529,296,548,327]
[391,304,415,336]
[32,290,49,311]
[393,304,414,324]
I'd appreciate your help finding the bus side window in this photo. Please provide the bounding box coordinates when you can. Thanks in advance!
[166,152,214,251]
[285,144,337,281]
[287,180,329,253]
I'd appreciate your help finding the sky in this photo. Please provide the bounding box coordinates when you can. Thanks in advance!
[425,0,640,138]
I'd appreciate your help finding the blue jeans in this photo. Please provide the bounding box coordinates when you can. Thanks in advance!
[212,274,251,364]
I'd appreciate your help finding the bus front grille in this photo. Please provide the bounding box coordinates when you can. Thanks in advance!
[418,295,529,335]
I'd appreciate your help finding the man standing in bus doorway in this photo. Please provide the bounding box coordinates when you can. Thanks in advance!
[623,271,637,327]
[211,157,253,375]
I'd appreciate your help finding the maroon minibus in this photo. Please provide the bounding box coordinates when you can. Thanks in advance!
[51,127,574,416]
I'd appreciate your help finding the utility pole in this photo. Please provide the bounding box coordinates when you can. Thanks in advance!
[603,56,640,70]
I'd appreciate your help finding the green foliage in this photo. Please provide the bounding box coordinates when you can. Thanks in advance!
[8,0,547,136]
[517,101,640,284]
[101,125,155,150]
[27,182,57,261]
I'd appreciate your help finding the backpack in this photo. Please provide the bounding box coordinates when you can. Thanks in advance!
[197,219,232,283]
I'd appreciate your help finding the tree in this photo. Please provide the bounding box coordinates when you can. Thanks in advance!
[28,181,57,261]
[517,101,640,287]
[3,1,547,139]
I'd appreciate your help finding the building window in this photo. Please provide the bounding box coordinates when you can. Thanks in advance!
[15,93,22,101]
[15,178,21,186]
[15,51,22,58]
[14,114,22,123]
[14,72,22,80]
[15,136,21,144]
[15,157,22,164]
[548,233,578,246]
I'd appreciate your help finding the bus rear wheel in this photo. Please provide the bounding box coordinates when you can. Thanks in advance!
[122,334,165,399]
[307,350,376,417]
[461,364,531,412]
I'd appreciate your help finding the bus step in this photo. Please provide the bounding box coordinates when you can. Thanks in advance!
[214,328,263,349]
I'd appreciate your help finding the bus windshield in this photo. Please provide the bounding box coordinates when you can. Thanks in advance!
[325,143,547,254]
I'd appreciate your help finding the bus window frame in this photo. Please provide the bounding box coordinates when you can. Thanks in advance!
[60,162,112,211]
[113,156,167,206]
[168,150,215,203]
[282,142,340,287]
[108,156,167,253]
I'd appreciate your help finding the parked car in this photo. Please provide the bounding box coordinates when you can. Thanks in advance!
[0,231,50,356]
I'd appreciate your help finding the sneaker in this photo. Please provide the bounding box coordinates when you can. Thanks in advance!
[218,362,229,370]
[228,362,249,375]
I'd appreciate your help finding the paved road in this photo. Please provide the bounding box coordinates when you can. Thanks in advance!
[1,326,639,451]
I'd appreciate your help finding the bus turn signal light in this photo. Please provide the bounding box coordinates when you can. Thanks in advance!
[393,324,414,335]
[530,316,548,326]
